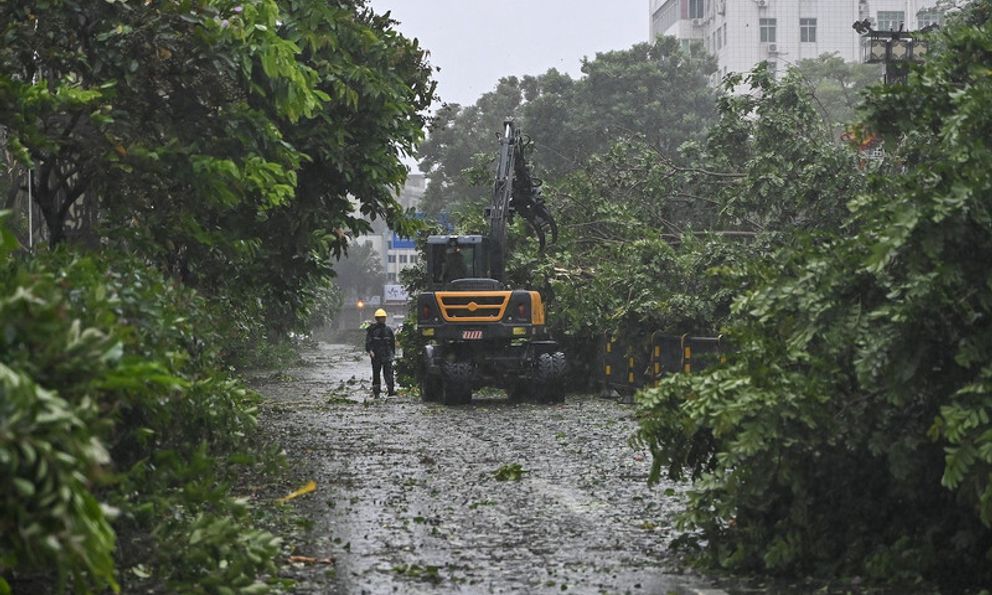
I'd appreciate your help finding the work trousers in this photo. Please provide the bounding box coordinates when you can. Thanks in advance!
[371,356,394,395]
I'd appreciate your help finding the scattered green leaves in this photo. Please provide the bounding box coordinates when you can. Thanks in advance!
[493,463,526,482]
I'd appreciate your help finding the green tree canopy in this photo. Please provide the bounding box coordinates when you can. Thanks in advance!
[417,36,716,216]
[417,77,524,215]
[0,0,435,337]
[533,61,865,351]
[332,240,387,301]
[792,53,883,133]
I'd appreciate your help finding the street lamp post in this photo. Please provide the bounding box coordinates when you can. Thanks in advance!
[356,299,365,329]
[853,19,934,85]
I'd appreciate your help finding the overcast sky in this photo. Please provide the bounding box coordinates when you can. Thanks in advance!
[366,0,649,108]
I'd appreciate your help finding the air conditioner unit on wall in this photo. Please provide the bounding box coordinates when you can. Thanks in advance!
[691,18,703,26]
[768,43,778,53]
[756,0,768,7]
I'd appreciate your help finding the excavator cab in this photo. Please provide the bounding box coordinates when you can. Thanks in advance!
[425,235,494,289]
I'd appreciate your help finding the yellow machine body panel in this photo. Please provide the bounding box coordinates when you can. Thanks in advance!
[432,290,545,325]
[434,291,510,323]
[529,291,545,325]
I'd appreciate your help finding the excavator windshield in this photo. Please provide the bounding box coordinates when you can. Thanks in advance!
[427,237,490,286]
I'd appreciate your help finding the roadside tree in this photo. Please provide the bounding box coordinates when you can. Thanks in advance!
[417,37,716,216]
[636,4,992,587]
[0,0,434,341]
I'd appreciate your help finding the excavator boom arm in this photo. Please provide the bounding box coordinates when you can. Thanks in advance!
[488,120,558,281]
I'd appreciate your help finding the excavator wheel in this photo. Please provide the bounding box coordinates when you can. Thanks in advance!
[440,361,473,406]
[420,373,442,402]
[535,352,566,404]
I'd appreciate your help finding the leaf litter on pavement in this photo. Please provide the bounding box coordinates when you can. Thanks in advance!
[255,342,724,593]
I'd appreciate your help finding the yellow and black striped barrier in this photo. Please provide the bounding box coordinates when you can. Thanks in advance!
[599,333,725,397]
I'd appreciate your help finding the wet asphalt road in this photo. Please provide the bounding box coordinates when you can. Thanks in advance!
[254,343,724,595]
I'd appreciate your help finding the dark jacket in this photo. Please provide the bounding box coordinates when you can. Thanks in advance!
[365,322,395,358]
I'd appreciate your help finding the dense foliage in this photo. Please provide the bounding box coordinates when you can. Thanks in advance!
[528,62,865,385]
[792,54,883,133]
[415,44,868,355]
[332,241,387,305]
[1,0,435,591]
[418,37,716,215]
[635,3,992,587]
[0,0,434,342]
[0,215,283,592]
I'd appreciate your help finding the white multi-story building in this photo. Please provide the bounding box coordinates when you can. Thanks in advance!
[649,0,944,79]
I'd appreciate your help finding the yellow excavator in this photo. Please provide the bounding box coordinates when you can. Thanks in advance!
[416,120,565,405]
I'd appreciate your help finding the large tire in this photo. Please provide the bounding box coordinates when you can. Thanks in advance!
[420,373,442,402]
[440,361,473,406]
[535,352,566,404]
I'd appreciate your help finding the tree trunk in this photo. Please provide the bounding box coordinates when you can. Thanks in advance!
[35,190,66,246]
[46,211,67,245]
[33,159,89,246]
[33,163,64,245]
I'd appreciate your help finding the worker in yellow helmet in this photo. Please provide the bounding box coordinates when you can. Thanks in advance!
[364,308,396,397]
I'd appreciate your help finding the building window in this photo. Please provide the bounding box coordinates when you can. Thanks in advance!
[399,254,408,264]
[689,0,704,19]
[387,254,396,263]
[760,18,776,43]
[917,10,943,28]
[715,29,721,50]
[800,18,816,42]
[877,11,905,32]
[388,273,397,282]
[723,24,727,46]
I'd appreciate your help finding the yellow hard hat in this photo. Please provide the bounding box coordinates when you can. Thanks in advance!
[374,308,387,318]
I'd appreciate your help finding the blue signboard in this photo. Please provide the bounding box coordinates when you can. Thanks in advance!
[389,233,416,250]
